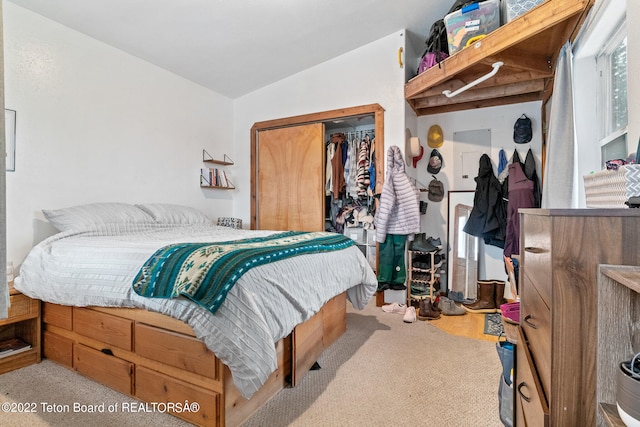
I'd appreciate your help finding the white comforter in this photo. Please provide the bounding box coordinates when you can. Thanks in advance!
[15,223,377,399]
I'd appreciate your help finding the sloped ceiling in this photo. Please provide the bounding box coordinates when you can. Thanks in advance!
[7,0,452,98]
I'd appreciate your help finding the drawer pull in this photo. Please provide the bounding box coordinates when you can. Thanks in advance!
[524,246,548,254]
[523,314,538,329]
[517,382,532,402]
[101,348,114,356]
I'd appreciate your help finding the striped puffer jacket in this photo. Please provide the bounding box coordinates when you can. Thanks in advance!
[374,145,421,243]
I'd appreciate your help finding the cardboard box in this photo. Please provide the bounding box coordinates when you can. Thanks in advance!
[444,0,502,55]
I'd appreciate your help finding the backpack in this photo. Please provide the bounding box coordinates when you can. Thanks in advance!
[513,114,532,144]
[418,19,449,74]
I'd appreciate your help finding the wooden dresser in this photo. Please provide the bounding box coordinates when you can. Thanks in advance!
[516,209,640,427]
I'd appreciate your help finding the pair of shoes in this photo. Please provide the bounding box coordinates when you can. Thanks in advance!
[403,306,417,323]
[440,297,467,316]
[427,236,442,250]
[448,290,464,302]
[500,301,520,324]
[412,253,445,270]
[417,299,441,320]
[408,233,438,253]
[463,280,507,314]
[381,302,407,314]
[432,295,443,313]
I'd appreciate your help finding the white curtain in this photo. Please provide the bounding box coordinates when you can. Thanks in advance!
[542,41,578,208]
[1,2,8,319]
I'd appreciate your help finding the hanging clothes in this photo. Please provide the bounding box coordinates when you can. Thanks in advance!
[330,133,346,197]
[344,134,359,198]
[374,145,421,243]
[356,135,371,197]
[498,148,508,176]
[374,145,420,292]
[325,142,335,196]
[368,138,377,194]
[463,153,505,248]
[504,149,538,258]
[377,234,408,291]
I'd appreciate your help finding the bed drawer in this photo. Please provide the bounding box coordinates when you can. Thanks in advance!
[43,303,73,330]
[322,292,347,348]
[73,307,133,351]
[134,323,218,379]
[43,330,73,368]
[135,366,219,427]
[74,343,133,395]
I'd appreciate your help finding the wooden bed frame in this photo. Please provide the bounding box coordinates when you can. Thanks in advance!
[40,292,347,426]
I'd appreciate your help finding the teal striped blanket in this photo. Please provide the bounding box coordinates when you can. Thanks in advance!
[132,231,354,314]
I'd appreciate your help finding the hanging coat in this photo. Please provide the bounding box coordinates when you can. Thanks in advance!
[504,149,542,258]
[463,153,504,247]
[374,146,420,243]
[504,152,537,258]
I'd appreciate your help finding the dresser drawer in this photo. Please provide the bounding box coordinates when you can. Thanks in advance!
[521,214,552,307]
[134,323,218,379]
[520,279,551,397]
[516,328,549,427]
[73,308,133,351]
[135,366,219,426]
[74,343,133,395]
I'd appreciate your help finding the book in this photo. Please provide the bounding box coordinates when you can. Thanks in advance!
[0,338,32,359]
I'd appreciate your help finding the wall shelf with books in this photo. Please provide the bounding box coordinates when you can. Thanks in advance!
[201,149,235,189]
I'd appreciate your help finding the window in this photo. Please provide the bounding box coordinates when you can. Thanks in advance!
[597,23,628,166]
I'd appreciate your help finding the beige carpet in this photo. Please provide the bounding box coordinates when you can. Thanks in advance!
[0,299,503,426]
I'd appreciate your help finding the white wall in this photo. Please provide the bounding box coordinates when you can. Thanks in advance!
[232,31,410,222]
[4,3,234,265]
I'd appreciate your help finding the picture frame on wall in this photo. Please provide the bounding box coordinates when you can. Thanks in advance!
[5,109,16,172]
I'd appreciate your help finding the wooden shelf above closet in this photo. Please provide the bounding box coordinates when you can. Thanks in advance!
[404,0,594,116]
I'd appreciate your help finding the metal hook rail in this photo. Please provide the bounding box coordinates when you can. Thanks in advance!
[442,61,504,98]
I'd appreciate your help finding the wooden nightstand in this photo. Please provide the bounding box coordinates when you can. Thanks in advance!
[0,281,41,374]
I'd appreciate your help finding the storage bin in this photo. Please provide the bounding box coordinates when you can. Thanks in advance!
[343,227,366,244]
[367,246,376,271]
[504,0,546,23]
[365,229,377,246]
[583,164,640,208]
[444,0,502,55]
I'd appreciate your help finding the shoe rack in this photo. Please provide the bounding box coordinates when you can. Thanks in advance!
[407,249,441,306]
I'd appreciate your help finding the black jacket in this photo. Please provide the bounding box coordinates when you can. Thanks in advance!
[463,154,505,248]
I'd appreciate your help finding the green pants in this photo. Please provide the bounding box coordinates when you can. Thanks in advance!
[377,234,407,290]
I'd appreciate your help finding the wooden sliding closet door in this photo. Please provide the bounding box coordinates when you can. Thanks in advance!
[256,123,325,232]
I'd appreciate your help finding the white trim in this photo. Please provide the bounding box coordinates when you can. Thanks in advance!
[574,0,626,59]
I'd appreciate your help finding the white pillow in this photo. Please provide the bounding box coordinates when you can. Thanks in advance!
[135,203,211,225]
[42,202,154,232]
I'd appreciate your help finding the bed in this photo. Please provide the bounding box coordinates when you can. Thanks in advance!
[14,203,378,426]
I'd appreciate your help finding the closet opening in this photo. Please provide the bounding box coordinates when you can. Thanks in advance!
[250,104,384,270]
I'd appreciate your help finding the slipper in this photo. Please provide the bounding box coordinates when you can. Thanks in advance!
[381,302,407,314]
